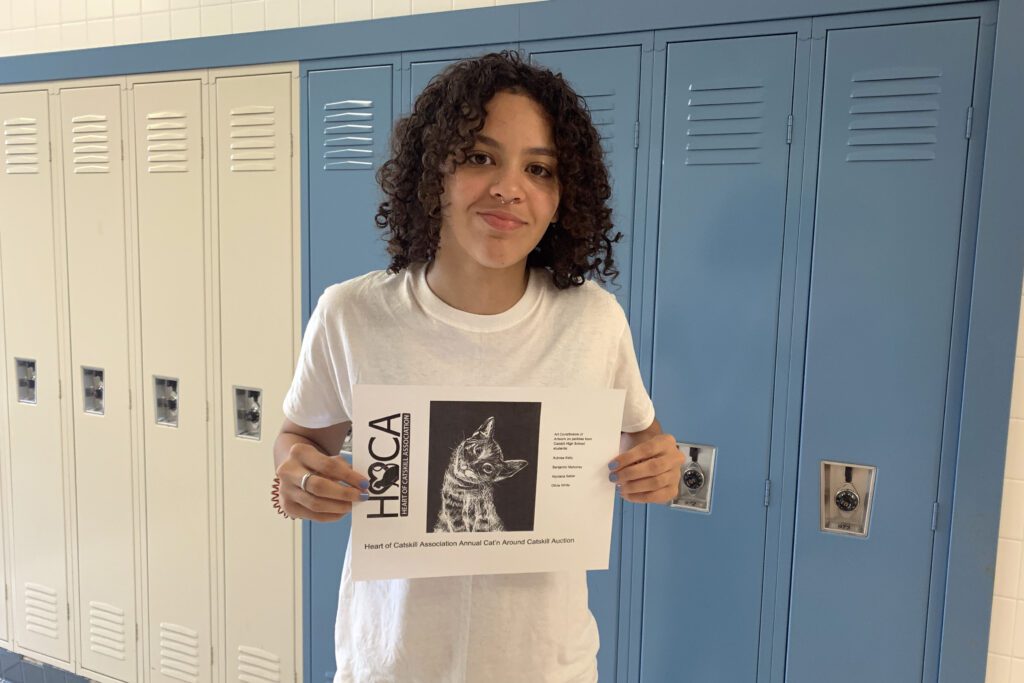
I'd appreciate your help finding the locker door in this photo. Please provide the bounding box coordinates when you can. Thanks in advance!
[404,46,514,113]
[525,44,643,682]
[307,64,396,301]
[130,77,213,683]
[213,70,298,683]
[305,61,396,682]
[643,35,798,682]
[59,82,138,682]
[0,269,9,646]
[787,20,980,681]
[0,89,72,664]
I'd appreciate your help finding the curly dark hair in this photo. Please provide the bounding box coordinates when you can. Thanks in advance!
[374,50,621,288]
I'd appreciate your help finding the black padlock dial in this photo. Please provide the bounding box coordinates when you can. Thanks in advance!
[835,489,860,512]
[682,467,705,491]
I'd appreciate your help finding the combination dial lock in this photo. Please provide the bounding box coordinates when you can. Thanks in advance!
[682,447,705,491]
[835,466,860,512]
[835,487,860,512]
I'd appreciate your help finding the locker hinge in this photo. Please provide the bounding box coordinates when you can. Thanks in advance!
[48,141,52,162]
[66,603,70,620]
[211,646,214,665]
[633,121,639,149]
[206,400,210,422]
[201,136,204,159]
[120,140,124,161]
[764,480,771,507]
[965,106,974,139]
[290,132,294,158]
[135,623,139,641]
[931,502,939,531]
[58,379,62,399]
[128,388,132,410]
[786,115,793,145]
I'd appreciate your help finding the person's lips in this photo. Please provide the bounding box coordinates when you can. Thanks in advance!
[478,210,526,231]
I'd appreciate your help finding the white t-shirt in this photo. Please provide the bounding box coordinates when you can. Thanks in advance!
[283,262,655,683]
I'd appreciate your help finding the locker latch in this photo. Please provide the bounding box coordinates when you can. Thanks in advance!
[83,367,104,415]
[820,461,877,537]
[669,442,717,513]
[15,358,37,404]
[234,387,262,440]
[154,376,179,427]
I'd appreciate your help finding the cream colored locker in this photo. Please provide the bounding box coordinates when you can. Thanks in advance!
[211,68,300,683]
[0,88,72,665]
[58,83,138,683]
[128,75,214,683]
[0,246,10,647]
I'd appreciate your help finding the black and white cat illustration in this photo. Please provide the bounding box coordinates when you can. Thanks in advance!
[433,416,528,532]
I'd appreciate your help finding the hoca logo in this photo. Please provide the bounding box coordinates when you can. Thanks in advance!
[365,413,410,518]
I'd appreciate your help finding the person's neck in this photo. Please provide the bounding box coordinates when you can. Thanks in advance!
[424,257,530,315]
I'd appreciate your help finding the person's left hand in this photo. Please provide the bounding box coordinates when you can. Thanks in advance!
[608,433,685,504]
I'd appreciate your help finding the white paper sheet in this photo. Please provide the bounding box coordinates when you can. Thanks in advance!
[350,385,626,581]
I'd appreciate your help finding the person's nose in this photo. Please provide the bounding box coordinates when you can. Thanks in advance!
[489,164,525,205]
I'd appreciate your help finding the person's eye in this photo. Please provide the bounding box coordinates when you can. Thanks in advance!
[528,164,554,179]
[467,152,491,166]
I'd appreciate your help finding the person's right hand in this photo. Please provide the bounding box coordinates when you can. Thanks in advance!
[276,441,369,522]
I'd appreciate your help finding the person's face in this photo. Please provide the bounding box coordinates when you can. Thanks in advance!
[438,91,561,273]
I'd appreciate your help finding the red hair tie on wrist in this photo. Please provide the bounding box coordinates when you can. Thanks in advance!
[271,477,292,519]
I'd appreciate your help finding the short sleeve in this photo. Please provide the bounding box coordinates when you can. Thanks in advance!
[282,297,350,428]
[614,323,656,433]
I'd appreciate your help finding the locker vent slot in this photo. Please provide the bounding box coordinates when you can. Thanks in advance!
[88,601,127,660]
[23,582,59,639]
[322,99,375,171]
[146,110,190,174]
[3,116,41,175]
[582,92,616,160]
[684,79,765,166]
[846,67,941,162]
[237,645,281,683]
[229,105,277,172]
[70,113,111,174]
[159,622,200,682]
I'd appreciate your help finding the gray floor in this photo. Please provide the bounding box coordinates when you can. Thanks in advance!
[0,650,91,683]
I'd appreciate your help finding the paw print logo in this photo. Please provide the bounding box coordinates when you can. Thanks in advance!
[368,462,400,494]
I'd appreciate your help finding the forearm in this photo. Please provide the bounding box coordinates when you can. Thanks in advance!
[620,417,663,453]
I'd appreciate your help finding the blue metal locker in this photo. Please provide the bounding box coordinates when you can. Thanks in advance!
[404,45,515,113]
[642,34,799,682]
[786,19,981,682]
[305,58,400,683]
[526,42,645,681]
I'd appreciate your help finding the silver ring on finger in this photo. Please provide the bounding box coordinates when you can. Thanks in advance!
[299,472,313,494]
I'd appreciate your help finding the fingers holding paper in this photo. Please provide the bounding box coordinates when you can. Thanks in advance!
[277,441,370,522]
[609,425,685,504]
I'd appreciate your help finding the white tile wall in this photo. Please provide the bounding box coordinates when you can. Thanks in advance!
[0,0,542,56]
[988,296,1024,683]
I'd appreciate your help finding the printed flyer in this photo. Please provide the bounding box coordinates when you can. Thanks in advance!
[350,385,626,581]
